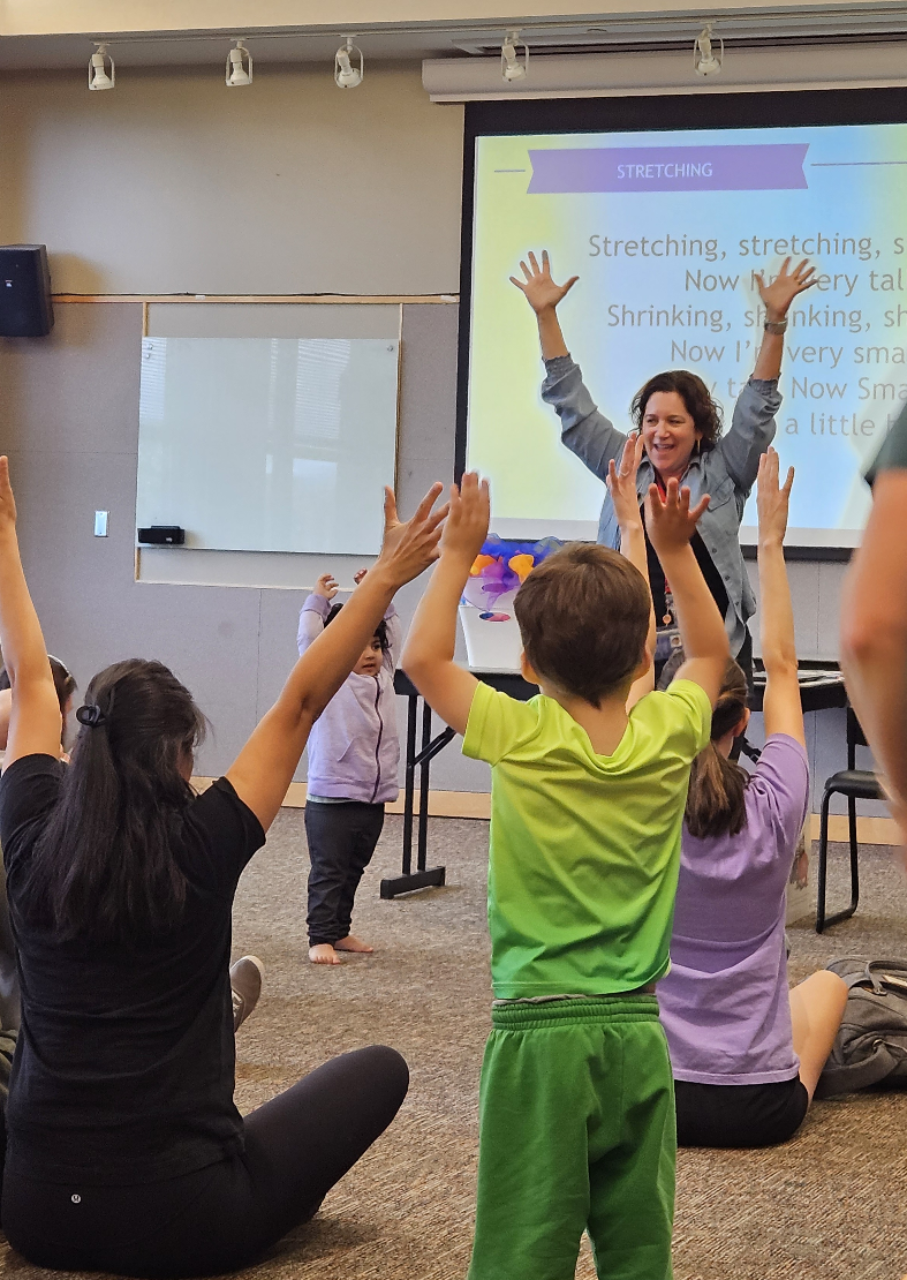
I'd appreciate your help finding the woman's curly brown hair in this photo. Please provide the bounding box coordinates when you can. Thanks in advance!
[631,370,724,452]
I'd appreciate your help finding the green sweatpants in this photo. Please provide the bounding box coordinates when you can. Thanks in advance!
[468,996,675,1280]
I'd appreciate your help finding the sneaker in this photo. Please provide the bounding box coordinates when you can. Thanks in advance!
[230,956,264,1033]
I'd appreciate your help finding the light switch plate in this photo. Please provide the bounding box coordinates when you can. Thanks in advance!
[94,510,108,537]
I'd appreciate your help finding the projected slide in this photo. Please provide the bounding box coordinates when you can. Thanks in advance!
[466,123,907,547]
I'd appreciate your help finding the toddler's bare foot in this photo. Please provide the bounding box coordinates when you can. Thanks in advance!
[794,845,809,890]
[334,935,374,954]
[309,943,342,965]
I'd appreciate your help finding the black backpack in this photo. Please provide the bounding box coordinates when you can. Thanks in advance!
[815,958,907,1098]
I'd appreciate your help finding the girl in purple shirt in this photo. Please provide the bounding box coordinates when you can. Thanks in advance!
[658,451,849,1147]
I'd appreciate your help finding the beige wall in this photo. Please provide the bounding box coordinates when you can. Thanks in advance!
[0,64,464,296]
[0,59,882,813]
[0,62,476,790]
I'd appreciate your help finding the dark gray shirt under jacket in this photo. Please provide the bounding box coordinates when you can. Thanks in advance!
[0,755,265,1186]
[541,355,781,656]
[866,400,907,483]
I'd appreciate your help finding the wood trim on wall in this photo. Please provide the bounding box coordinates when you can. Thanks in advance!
[53,294,460,305]
[191,779,902,845]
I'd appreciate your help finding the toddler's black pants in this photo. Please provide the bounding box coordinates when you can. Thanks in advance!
[305,801,385,946]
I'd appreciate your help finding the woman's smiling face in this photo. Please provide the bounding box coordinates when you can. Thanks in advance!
[640,390,702,481]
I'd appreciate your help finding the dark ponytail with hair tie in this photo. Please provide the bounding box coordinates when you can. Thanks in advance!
[685,659,751,840]
[75,704,106,728]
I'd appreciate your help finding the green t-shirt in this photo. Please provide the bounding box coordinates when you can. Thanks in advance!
[866,401,907,484]
[463,679,712,1000]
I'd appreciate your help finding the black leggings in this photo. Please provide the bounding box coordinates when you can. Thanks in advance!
[2,1045,408,1278]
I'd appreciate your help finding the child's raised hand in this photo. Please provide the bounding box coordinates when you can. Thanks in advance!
[644,479,710,557]
[0,458,18,531]
[313,572,339,600]
[606,433,645,533]
[509,250,578,316]
[377,483,448,586]
[353,569,368,586]
[441,472,490,565]
[756,447,794,546]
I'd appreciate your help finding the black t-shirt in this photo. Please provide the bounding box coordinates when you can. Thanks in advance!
[0,754,265,1185]
[644,523,729,628]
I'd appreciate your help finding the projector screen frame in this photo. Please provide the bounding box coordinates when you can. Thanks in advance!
[455,87,907,562]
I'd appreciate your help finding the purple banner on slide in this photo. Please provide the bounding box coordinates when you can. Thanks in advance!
[527,144,809,193]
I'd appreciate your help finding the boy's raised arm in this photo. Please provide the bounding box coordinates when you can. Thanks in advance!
[401,473,490,737]
[608,434,655,709]
[645,480,729,708]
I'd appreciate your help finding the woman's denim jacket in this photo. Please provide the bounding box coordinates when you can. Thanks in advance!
[541,355,781,656]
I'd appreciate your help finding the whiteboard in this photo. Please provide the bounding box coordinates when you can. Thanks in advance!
[136,337,399,554]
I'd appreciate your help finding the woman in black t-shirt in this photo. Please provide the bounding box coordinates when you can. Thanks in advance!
[0,460,446,1278]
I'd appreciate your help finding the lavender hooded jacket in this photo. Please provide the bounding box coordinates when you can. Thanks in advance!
[297,594,401,804]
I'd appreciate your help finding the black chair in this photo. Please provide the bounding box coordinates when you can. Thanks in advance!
[815,706,885,933]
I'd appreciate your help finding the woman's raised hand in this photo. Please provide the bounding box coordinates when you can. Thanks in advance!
[510,250,579,315]
[0,458,18,530]
[377,483,448,586]
[754,257,817,321]
[606,433,645,534]
[756,447,794,546]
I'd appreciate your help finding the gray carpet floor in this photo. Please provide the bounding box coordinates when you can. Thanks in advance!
[3,813,907,1279]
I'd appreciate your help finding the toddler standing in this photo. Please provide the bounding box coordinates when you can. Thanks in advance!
[297,570,401,965]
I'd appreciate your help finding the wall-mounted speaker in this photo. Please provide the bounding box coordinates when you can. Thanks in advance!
[0,245,54,338]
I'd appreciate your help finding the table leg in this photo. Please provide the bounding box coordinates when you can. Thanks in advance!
[380,693,452,899]
[400,691,418,878]
[417,699,433,873]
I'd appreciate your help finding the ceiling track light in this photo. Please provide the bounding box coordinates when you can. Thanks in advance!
[226,39,252,87]
[335,36,364,88]
[501,30,529,83]
[693,23,724,77]
[88,41,115,91]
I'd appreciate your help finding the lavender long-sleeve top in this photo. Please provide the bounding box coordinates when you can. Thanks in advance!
[297,594,401,805]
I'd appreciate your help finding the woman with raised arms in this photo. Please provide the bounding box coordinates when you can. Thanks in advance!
[0,459,445,1278]
[513,251,815,683]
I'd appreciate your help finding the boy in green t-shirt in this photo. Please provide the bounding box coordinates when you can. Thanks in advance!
[402,450,728,1280]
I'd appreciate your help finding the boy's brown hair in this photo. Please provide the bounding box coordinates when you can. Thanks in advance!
[514,543,650,707]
